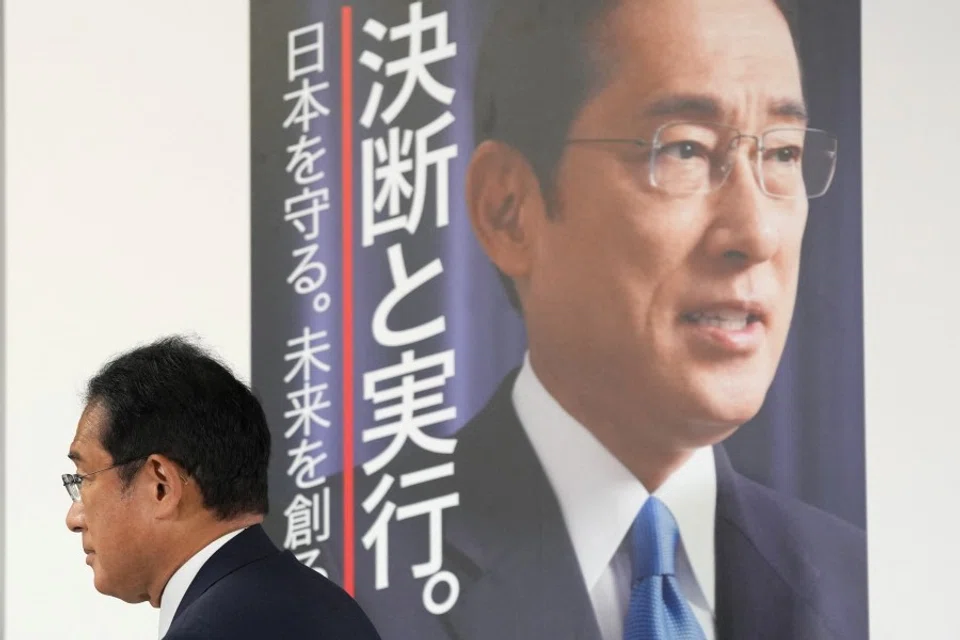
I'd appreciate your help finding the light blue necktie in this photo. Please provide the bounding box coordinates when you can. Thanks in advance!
[623,496,706,640]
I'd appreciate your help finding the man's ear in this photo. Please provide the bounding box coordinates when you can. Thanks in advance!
[140,454,188,518]
[465,141,545,286]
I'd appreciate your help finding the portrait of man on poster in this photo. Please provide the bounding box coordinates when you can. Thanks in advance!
[320,0,869,638]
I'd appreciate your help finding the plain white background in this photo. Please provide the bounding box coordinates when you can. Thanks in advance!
[3,0,959,638]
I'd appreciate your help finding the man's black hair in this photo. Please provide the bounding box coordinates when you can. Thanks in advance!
[85,335,271,519]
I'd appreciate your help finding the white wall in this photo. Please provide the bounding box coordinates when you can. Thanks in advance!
[3,0,958,639]
[3,1,250,638]
[861,1,960,636]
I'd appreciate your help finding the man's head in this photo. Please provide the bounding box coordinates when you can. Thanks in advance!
[64,336,271,604]
[467,0,834,461]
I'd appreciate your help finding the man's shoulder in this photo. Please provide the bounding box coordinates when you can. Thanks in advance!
[327,368,520,491]
[720,465,869,637]
[315,369,525,593]
[167,551,381,639]
[730,469,866,559]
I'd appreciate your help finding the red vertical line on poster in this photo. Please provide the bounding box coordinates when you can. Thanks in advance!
[340,3,356,597]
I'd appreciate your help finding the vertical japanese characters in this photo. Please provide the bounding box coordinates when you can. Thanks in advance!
[280,21,334,578]
[357,2,461,616]
[270,2,462,615]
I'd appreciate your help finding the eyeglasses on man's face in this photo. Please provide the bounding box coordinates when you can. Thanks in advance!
[62,457,146,504]
[567,120,838,200]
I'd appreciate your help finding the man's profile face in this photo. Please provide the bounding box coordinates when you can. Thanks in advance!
[522,0,807,443]
[65,404,154,603]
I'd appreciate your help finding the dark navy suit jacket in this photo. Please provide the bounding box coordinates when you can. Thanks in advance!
[162,525,382,639]
[319,371,869,639]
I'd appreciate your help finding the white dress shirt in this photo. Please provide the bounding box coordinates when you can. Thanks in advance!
[512,354,717,640]
[157,527,248,639]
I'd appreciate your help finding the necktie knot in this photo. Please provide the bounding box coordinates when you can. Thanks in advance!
[631,496,679,581]
[623,496,705,639]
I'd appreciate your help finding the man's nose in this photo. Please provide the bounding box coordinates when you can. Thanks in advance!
[65,501,85,533]
[705,152,783,266]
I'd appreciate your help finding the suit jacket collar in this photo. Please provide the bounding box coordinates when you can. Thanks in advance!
[172,524,279,623]
[442,371,604,640]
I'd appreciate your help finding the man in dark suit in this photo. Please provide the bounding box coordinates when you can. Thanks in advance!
[320,0,869,637]
[63,336,382,639]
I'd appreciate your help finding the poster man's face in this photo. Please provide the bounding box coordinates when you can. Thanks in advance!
[522,0,808,444]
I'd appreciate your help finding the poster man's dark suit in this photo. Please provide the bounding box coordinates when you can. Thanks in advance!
[319,371,868,639]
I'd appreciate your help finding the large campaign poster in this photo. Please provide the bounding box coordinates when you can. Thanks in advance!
[251,0,865,637]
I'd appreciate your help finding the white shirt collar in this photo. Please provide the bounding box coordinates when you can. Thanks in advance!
[157,527,248,639]
[511,353,717,612]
